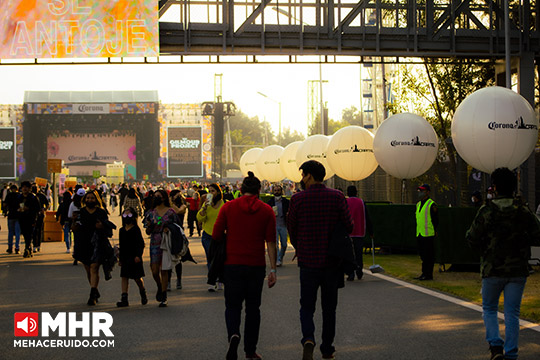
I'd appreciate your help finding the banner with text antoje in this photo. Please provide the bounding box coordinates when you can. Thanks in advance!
[0,1,159,59]
[167,127,203,178]
[0,128,16,179]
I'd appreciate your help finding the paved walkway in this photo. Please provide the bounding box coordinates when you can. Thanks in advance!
[0,216,539,360]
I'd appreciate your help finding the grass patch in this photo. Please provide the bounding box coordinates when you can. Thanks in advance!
[364,253,540,323]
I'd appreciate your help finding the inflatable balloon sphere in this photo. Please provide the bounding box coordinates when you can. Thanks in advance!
[239,148,263,177]
[280,141,303,182]
[296,135,335,180]
[452,86,538,174]
[327,126,378,181]
[255,145,285,182]
[373,113,438,179]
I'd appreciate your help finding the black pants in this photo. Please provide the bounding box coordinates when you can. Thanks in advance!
[299,266,340,356]
[347,236,364,279]
[33,213,44,248]
[187,209,200,236]
[417,235,435,278]
[224,264,265,355]
[19,220,34,251]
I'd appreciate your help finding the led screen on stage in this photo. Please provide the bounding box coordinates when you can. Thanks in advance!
[0,1,158,59]
[0,128,16,179]
[167,127,203,178]
[47,132,136,178]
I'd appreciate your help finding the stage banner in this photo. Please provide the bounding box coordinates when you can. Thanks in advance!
[0,127,16,179]
[167,127,203,178]
[0,1,159,59]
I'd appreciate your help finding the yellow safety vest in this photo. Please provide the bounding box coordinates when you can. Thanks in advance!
[416,198,435,237]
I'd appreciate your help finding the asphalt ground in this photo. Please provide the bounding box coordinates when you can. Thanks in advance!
[0,215,539,360]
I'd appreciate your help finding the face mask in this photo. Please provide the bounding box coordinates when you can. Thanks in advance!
[124,218,136,224]
[471,197,476,203]
[417,191,426,200]
[487,194,493,200]
[86,201,96,209]
[300,180,306,190]
[274,195,282,200]
[153,197,163,206]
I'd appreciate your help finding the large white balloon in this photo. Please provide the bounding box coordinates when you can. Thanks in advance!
[373,113,438,179]
[452,86,538,174]
[327,126,378,181]
[280,141,303,182]
[255,145,285,182]
[296,135,335,180]
[239,148,263,177]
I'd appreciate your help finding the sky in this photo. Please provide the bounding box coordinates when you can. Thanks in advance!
[0,62,364,136]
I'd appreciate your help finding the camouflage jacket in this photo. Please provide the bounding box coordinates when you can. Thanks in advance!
[466,197,540,278]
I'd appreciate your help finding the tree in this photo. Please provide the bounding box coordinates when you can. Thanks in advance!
[308,113,349,136]
[341,106,363,126]
[388,58,496,205]
[278,127,305,146]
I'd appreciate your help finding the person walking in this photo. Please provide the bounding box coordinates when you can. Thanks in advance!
[116,207,148,307]
[197,183,225,291]
[56,190,73,253]
[213,171,277,360]
[32,184,49,253]
[72,190,114,305]
[345,185,372,281]
[414,184,438,281]
[287,160,353,360]
[266,184,289,267]
[4,184,21,254]
[186,188,201,237]
[17,181,40,258]
[144,189,179,307]
[168,189,188,290]
[123,187,143,218]
[466,168,540,360]
[118,183,129,215]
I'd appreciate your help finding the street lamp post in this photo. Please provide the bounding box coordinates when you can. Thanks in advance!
[257,91,282,141]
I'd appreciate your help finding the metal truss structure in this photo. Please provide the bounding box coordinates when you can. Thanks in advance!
[158,0,540,61]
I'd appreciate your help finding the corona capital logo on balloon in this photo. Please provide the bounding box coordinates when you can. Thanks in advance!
[264,160,280,165]
[306,154,325,159]
[334,145,373,154]
[390,136,436,148]
[487,116,538,131]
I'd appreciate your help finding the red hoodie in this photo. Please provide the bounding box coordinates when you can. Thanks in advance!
[212,195,276,266]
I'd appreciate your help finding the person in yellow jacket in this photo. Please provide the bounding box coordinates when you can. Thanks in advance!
[197,183,225,291]
[414,184,438,280]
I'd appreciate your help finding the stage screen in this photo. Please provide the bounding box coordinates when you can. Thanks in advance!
[47,132,136,178]
[0,1,158,59]
[167,127,203,177]
[0,127,16,179]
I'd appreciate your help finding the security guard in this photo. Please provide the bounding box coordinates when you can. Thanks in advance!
[414,184,438,280]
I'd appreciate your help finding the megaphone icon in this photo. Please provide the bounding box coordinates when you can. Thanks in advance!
[17,317,29,333]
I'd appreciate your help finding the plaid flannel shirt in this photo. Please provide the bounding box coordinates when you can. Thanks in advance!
[287,184,353,268]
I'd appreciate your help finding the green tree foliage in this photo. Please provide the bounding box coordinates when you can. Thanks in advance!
[278,127,305,146]
[388,58,495,204]
[308,113,349,136]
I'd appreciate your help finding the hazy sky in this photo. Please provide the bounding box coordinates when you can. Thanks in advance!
[0,62,364,136]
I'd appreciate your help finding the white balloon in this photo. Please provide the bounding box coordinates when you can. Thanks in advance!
[239,148,263,177]
[280,141,303,182]
[373,113,438,179]
[296,135,335,180]
[452,86,539,174]
[255,145,285,182]
[327,126,378,181]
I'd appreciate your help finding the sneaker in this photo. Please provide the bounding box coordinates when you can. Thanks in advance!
[33,248,38,253]
[489,345,504,360]
[6,248,12,254]
[322,354,335,360]
[217,282,224,291]
[15,248,20,254]
[302,341,315,360]
[276,260,282,267]
[226,334,240,360]
[176,280,182,290]
[208,284,217,292]
[167,283,171,292]
[65,249,70,253]
[245,353,262,360]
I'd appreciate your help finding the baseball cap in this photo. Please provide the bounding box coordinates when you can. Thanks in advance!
[76,188,86,196]
[417,184,430,192]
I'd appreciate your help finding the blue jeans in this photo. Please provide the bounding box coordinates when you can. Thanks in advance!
[7,219,21,250]
[482,277,527,360]
[63,221,72,250]
[300,266,340,356]
[276,226,288,262]
[224,265,265,355]
[201,231,212,270]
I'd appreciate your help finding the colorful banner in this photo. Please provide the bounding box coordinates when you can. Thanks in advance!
[167,127,203,177]
[0,1,159,59]
[27,103,156,115]
[0,127,16,178]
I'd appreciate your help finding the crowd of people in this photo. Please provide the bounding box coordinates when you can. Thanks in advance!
[1,162,539,360]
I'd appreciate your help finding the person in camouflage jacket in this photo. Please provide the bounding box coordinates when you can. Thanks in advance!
[466,168,540,360]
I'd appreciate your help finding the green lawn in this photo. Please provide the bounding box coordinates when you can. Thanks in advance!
[363,253,540,323]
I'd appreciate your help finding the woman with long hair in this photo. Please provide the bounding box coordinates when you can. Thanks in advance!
[123,187,143,217]
[145,189,179,307]
[196,183,225,292]
[168,189,188,290]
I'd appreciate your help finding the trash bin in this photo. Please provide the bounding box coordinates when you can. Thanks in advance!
[43,211,62,242]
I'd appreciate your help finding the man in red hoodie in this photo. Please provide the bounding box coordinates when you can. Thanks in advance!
[213,171,277,360]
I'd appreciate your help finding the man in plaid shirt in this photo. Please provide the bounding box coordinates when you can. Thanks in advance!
[287,160,353,360]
